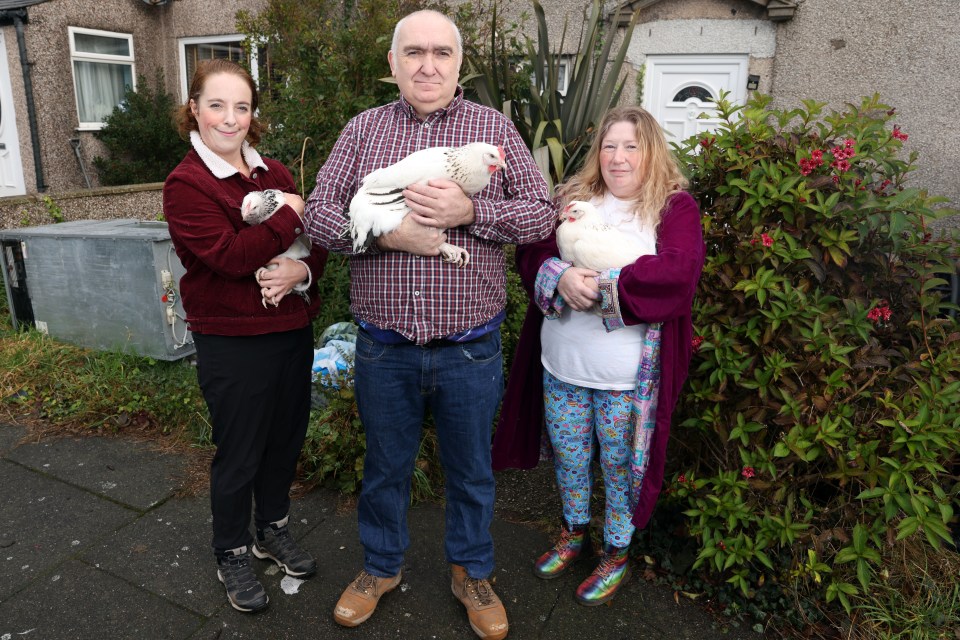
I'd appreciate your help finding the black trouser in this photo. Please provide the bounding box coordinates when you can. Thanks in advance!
[193,326,313,553]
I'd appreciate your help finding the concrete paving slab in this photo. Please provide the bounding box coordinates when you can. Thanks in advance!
[0,559,203,640]
[0,459,137,602]
[0,422,26,454]
[6,436,186,510]
[539,558,730,640]
[78,494,223,617]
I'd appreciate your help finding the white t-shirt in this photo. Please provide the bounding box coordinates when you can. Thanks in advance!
[540,193,657,390]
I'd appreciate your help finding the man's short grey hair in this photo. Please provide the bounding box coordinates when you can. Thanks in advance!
[391,10,463,63]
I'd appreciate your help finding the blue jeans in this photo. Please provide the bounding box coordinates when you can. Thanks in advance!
[354,328,504,579]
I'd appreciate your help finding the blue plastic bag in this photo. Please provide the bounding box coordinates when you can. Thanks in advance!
[312,322,357,390]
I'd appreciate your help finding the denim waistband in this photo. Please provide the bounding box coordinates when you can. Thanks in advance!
[357,310,505,347]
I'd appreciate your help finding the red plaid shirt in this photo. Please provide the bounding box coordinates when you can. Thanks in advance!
[305,88,555,344]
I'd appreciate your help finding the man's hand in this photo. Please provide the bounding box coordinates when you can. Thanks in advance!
[404,179,475,229]
[377,214,447,255]
[557,266,601,311]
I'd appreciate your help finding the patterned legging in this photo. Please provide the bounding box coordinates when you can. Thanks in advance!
[543,370,636,548]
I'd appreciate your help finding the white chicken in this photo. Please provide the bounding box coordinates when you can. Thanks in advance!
[347,143,507,266]
[556,200,647,271]
[240,189,311,307]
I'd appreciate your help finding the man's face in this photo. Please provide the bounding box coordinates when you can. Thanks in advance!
[388,13,461,119]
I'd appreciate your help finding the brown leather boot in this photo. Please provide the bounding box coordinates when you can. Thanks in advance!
[450,564,509,640]
[333,569,402,627]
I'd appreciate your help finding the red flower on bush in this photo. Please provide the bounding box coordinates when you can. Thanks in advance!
[677,473,687,484]
[691,336,704,352]
[867,304,893,326]
[718,540,727,551]
[799,149,825,176]
[741,467,756,479]
[892,126,908,141]
[761,233,774,247]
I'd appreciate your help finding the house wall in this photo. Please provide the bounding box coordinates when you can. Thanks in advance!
[1,0,955,210]
[2,0,267,196]
[529,0,957,207]
[770,0,959,208]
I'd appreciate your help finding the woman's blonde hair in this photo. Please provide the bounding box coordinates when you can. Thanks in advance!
[557,106,687,230]
[176,59,263,146]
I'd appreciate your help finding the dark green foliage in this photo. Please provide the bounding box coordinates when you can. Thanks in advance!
[92,71,186,186]
[668,92,960,628]
[301,390,366,493]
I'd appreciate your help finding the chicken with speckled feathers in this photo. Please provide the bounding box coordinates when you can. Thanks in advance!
[241,189,311,307]
[347,143,506,266]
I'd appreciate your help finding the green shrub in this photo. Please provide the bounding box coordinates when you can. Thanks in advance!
[92,70,185,186]
[669,92,960,629]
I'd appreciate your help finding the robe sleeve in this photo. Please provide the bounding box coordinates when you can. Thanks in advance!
[614,192,704,325]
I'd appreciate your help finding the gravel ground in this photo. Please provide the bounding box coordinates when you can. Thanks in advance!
[493,464,563,532]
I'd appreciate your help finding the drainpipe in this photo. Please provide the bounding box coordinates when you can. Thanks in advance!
[7,9,45,192]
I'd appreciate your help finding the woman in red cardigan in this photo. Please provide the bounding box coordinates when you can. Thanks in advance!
[163,59,327,613]
[493,106,704,606]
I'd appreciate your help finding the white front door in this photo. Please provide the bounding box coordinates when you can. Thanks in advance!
[643,55,749,144]
[0,31,26,197]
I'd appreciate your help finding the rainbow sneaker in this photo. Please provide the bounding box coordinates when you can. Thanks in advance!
[533,521,588,579]
[575,543,631,606]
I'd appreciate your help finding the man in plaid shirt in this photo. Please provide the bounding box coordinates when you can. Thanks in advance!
[305,9,554,639]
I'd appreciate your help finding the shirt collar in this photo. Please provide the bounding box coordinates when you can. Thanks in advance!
[189,131,269,179]
[397,85,464,123]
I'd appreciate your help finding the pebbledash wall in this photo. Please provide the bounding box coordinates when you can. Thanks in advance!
[0,0,955,234]
[0,183,162,231]
[0,0,267,230]
[528,0,959,210]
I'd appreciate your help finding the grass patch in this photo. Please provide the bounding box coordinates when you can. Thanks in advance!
[0,289,441,502]
[0,296,208,443]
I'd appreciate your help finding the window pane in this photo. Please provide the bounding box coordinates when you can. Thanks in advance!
[73,61,133,123]
[185,41,244,86]
[672,85,714,103]
[74,32,130,57]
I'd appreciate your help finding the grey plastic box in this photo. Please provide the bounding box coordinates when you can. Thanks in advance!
[0,219,194,360]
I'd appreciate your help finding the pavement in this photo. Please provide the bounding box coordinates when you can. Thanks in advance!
[0,422,748,640]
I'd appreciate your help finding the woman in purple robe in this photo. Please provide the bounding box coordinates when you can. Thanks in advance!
[492,106,705,606]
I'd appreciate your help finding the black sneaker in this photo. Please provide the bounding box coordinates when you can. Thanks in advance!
[217,546,269,613]
[253,517,317,578]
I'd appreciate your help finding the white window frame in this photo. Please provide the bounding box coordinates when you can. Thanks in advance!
[534,56,573,97]
[178,35,260,102]
[555,57,571,96]
[68,26,136,131]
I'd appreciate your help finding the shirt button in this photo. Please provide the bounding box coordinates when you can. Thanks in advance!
[294,227,302,234]
[414,291,421,296]
[251,172,258,179]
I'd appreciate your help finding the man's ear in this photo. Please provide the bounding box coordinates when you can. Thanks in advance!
[387,50,396,77]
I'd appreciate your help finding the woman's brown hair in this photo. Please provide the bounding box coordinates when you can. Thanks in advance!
[176,58,263,146]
